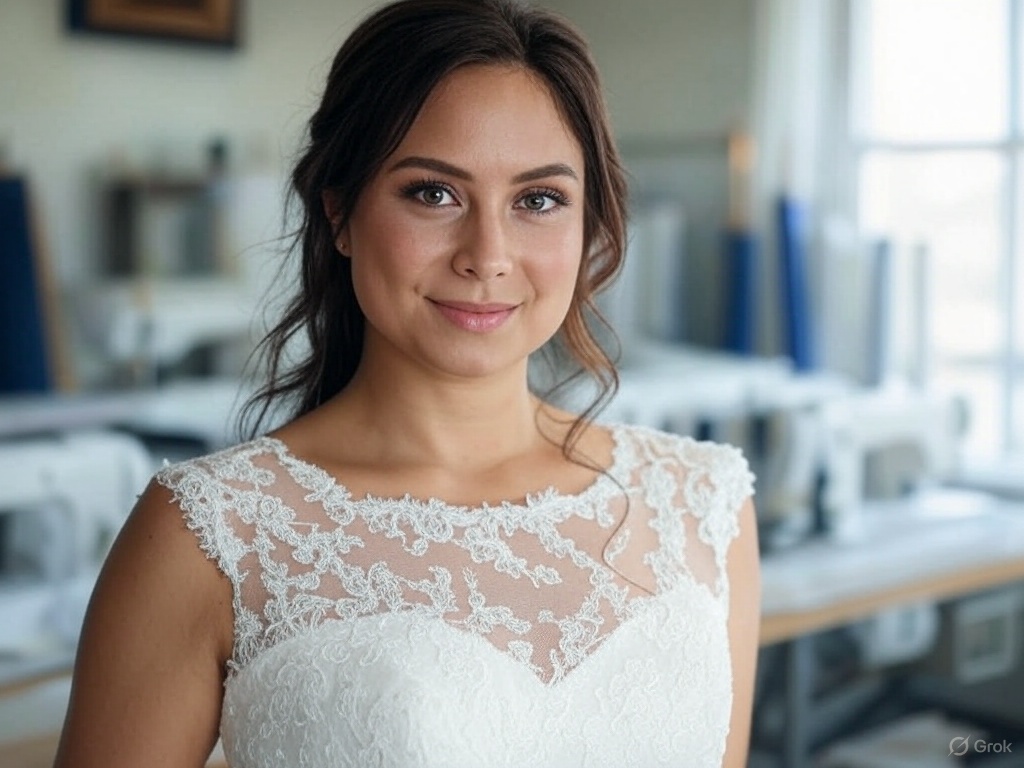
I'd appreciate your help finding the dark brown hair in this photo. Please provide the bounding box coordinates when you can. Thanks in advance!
[241,0,628,452]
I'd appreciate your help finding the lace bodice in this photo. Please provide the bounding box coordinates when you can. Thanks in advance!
[157,423,754,768]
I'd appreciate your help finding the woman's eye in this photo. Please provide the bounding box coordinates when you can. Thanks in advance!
[416,185,455,206]
[518,192,561,213]
[401,180,458,207]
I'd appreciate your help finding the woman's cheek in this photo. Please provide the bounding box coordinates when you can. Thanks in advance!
[533,225,584,282]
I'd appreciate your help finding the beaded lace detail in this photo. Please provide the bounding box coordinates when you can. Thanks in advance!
[157,423,754,768]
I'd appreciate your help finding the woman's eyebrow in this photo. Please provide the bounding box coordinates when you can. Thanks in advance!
[390,156,471,179]
[389,156,579,183]
[511,163,578,183]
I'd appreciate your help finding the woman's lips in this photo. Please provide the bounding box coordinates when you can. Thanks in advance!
[430,299,518,332]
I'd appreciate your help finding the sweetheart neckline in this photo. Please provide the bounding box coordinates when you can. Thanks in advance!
[224,578,721,690]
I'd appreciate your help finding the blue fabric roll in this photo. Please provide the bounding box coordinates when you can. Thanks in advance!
[777,195,815,370]
[723,229,757,354]
[0,176,52,393]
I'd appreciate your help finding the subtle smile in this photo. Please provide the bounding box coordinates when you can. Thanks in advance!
[429,299,519,333]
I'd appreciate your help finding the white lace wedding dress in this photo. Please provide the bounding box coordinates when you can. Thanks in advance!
[156,423,754,768]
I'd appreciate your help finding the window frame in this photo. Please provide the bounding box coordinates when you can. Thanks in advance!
[837,0,1024,456]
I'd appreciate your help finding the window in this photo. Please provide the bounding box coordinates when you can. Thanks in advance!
[849,0,1023,458]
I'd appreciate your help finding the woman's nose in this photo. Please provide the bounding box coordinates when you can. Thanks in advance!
[451,208,514,280]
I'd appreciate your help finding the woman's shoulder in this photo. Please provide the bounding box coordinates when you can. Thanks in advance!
[154,435,309,514]
[155,435,283,485]
[607,421,754,492]
[150,436,297,575]
[606,422,756,553]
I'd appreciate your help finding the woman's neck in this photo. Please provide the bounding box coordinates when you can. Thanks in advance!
[314,354,563,474]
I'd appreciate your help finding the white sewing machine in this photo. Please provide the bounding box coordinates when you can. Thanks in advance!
[745,374,854,551]
[586,339,793,432]
[72,276,256,385]
[0,431,152,668]
[817,386,966,543]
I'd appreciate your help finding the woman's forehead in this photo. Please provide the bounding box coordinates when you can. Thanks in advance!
[389,64,585,179]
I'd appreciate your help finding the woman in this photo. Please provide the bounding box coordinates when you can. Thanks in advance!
[54,1,760,766]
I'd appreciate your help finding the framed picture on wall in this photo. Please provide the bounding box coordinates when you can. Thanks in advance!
[67,0,241,48]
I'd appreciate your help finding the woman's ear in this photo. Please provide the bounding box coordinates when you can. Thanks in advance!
[322,190,350,256]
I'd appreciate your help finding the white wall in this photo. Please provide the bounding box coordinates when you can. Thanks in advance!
[545,0,756,141]
[0,0,381,283]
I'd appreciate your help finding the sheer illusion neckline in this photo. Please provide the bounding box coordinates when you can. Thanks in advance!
[256,422,630,518]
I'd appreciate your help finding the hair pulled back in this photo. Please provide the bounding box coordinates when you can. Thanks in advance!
[242,0,628,446]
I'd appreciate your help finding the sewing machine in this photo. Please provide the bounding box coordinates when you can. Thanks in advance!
[746,375,853,551]
[72,276,255,385]
[817,386,967,543]
[0,432,152,663]
[587,339,793,431]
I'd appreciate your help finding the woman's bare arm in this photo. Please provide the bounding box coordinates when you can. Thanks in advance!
[53,481,233,768]
[722,498,761,768]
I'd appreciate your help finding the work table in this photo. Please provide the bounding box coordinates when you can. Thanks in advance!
[761,488,1024,643]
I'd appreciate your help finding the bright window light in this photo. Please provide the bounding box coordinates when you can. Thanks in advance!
[861,0,1007,142]
[855,0,1019,457]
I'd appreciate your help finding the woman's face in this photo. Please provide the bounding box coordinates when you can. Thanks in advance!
[335,64,586,383]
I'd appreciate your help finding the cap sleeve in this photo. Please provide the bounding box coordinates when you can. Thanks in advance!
[155,456,249,585]
[676,438,756,597]
[154,447,272,670]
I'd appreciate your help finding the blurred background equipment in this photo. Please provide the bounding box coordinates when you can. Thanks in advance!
[0,432,152,674]
[0,176,69,395]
